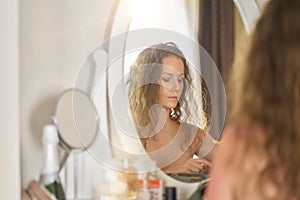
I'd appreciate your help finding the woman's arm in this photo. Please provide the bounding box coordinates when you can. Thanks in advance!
[183,128,213,173]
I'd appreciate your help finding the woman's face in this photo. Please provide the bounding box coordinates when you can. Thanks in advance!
[157,55,185,109]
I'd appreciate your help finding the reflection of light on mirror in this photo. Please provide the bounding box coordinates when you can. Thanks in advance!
[119,0,136,15]
[112,0,157,29]
[129,0,156,25]
[124,0,197,77]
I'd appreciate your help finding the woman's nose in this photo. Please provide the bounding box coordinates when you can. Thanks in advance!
[171,78,181,91]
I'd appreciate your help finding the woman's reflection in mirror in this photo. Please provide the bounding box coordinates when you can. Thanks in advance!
[207,0,300,199]
[127,42,213,174]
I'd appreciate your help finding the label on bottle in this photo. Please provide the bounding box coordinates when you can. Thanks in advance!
[138,179,163,200]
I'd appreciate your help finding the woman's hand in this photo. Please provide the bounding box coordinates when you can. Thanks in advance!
[183,158,212,173]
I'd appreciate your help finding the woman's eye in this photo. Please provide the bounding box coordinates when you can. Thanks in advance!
[178,77,184,83]
[161,77,171,82]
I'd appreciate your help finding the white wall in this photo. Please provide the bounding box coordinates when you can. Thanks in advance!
[0,0,20,199]
[20,0,116,188]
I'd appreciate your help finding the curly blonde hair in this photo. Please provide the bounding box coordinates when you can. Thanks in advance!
[228,0,300,198]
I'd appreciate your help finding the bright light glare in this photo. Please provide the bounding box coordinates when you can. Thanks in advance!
[115,0,155,29]
[130,0,158,28]
[123,0,192,75]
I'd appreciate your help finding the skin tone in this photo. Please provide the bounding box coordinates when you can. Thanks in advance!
[206,126,273,200]
[144,55,212,173]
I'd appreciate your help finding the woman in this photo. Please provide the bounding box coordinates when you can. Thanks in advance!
[207,0,300,199]
[127,42,212,173]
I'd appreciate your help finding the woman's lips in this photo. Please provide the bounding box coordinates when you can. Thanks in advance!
[168,96,178,100]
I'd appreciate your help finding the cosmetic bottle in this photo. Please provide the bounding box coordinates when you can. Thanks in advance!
[165,187,177,200]
[39,124,65,200]
[136,159,163,200]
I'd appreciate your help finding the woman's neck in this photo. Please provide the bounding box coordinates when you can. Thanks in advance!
[145,106,180,137]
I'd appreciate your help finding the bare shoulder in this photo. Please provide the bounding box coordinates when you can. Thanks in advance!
[180,122,206,155]
[221,124,266,147]
[214,123,267,171]
[180,122,206,145]
[207,124,267,200]
[180,122,205,135]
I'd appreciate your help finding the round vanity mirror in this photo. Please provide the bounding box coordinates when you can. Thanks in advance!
[52,88,99,168]
[102,0,263,199]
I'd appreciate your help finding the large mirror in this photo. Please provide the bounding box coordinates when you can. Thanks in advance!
[81,0,265,199]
